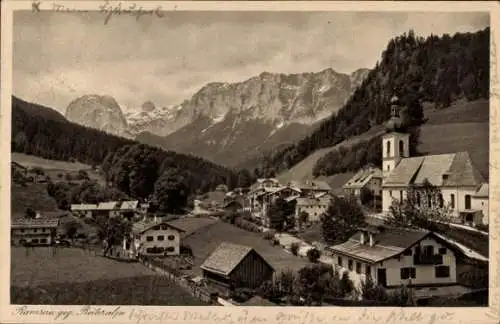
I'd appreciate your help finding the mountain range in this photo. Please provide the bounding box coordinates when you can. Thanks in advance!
[63,68,370,167]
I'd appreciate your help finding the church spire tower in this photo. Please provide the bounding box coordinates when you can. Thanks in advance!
[382,95,410,179]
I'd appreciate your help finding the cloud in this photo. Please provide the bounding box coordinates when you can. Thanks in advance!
[13,10,489,113]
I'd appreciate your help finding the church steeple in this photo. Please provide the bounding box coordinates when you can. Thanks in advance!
[382,94,410,179]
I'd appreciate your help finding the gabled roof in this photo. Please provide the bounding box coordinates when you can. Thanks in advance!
[131,220,186,235]
[473,183,489,198]
[11,161,27,170]
[120,200,139,210]
[12,217,60,229]
[290,180,331,191]
[384,152,485,188]
[71,204,98,211]
[343,167,383,189]
[97,201,119,210]
[201,242,274,276]
[327,227,434,263]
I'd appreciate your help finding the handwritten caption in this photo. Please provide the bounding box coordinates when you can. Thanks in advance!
[32,0,165,24]
[13,305,457,324]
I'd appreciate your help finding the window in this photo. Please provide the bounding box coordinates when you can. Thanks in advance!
[401,267,416,279]
[427,194,432,208]
[348,260,353,271]
[166,246,175,252]
[438,194,444,208]
[168,235,176,241]
[40,238,47,244]
[32,239,39,244]
[365,265,371,276]
[157,235,164,241]
[146,236,154,242]
[33,229,37,233]
[399,140,404,157]
[20,229,25,233]
[450,194,455,209]
[337,256,343,267]
[153,225,160,230]
[386,141,391,157]
[161,225,168,230]
[438,247,447,255]
[403,249,413,256]
[41,228,46,233]
[435,266,450,278]
[465,195,471,210]
[389,190,392,197]
[416,192,421,206]
[424,245,434,256]
[355,262,361,274]
[399,190,403,202]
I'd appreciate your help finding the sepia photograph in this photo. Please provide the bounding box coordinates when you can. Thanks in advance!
[3,0,496,316]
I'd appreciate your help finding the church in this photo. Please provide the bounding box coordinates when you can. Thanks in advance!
[381,96,489,227]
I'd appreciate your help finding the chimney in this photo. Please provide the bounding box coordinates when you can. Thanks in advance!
[369,233,375,247]
[35,212,41,219]
[153,214,157,223]
[360,232,366,244]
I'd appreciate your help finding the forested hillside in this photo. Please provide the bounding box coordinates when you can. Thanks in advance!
[11,96,243,197]
[254,28,490,178]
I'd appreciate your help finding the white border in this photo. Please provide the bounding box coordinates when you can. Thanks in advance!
[1,1,499,324]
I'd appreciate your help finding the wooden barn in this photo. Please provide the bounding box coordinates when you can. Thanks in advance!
[200,242,275,295]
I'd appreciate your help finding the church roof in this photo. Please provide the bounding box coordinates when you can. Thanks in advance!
[384,151,485,188]
[473,183,489,198]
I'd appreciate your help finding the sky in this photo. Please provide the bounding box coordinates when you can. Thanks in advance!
[13,10,489,114]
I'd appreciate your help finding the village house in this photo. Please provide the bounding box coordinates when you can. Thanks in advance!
[11,217,60,245]
[343,166,383,203]
[125,219,186,257]
[325,226,461,290]
[70,203,98,218]
[381,96,488,226]
[294,196,332,224]
[287,180,331,198]
[94,201,120,218]
[119,200,139,220]
[200,242,275,296]
[11,161,28,177]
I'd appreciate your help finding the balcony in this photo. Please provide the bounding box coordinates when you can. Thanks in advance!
[414,253,443,265]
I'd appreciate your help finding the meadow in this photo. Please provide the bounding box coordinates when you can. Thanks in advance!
[10,247,205,305]
[11,183,59,213]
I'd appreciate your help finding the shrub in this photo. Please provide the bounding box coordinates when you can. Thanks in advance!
[360,276,389,301]
[290,242,300,256]
[271,238,279,246]
[476,224,489,232]
[306,248,321,263]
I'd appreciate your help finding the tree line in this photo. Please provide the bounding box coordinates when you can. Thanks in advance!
[11,96,256,210]
[253,28,490,178]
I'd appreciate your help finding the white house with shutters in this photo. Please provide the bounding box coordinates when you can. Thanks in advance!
[325,226,461,290]
[380,96,488,226]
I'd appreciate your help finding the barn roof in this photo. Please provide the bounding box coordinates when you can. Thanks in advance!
[201,242,274,276]
[96,201,119,210]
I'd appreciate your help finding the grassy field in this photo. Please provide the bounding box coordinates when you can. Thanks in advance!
[11,183,60,213]
[10,247,205,305]
[11,153,92,171]
[182,220,312,276]
[11,152,105,186]
[12,275,207,305]
[278,99,489,187]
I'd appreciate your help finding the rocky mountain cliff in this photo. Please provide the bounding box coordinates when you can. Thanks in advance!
[65,95,130,138]
[136,68,370,167]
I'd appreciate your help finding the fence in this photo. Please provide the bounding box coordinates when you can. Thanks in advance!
[137,255,218,305]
